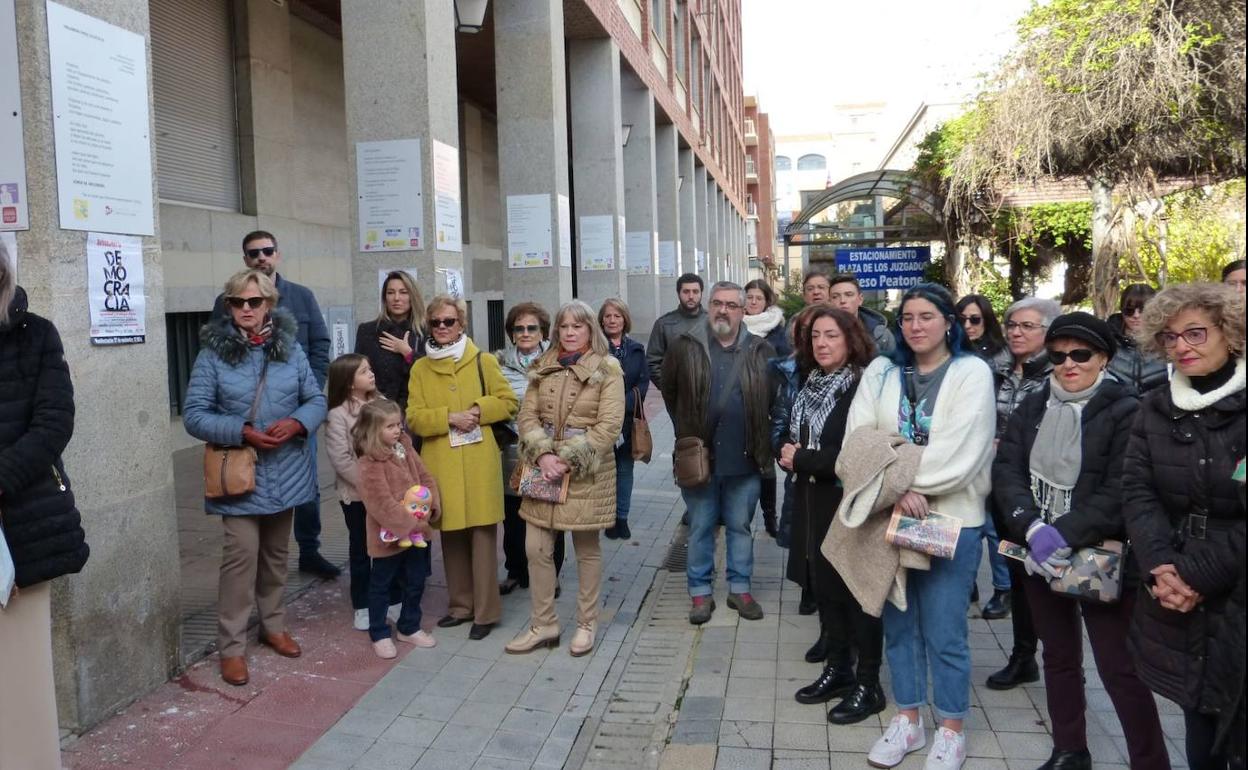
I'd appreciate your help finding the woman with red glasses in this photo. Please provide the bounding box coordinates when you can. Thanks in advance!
[1107,284,1169,395]
[1124,282,1245,770]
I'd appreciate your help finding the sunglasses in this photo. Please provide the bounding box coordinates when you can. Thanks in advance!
[225,296,266,310]
[512,324,540,334]
[958,314,983,326]
[1155,327,1208,348]
[245,246,276,258]
[1123,306,1144,317]
[428,317,459,329]
[1047,348,1096,365]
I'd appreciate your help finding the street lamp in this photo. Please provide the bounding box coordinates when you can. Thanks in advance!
[454,0,489,33]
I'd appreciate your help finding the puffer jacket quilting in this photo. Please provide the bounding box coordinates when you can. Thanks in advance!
[994,349,1052,438]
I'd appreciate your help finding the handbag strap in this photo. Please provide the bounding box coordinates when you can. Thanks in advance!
[248,357,271,425]
[475,352,487,398]
[632,387,645,420]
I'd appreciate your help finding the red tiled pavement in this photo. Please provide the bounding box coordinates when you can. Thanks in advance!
[61,544,452,770]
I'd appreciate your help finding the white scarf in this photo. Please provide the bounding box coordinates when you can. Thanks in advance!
[425,333,467,362]
[1170,357,1246,411]
[743,305,785,338]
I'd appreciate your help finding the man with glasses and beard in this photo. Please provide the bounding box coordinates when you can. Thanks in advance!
[213,230,336,579]
[661,282,776,625]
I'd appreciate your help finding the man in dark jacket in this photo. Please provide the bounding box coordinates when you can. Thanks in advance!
[212,230,337,578]
[661,282,775,625]
[646,273,706,390]
[826,273,896,356]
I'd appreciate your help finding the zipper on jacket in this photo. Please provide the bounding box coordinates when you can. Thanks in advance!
[52,466,66,492]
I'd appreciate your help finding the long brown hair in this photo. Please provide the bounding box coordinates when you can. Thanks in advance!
[795,305,876,376]
[351,399,404,459]
[327,353,374,412]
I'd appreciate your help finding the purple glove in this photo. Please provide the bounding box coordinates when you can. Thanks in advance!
[1026,522,1068,564]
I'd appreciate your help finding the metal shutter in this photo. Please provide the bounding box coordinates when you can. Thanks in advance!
[150,0,240,209]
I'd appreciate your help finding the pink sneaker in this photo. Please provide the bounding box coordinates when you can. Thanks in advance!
[372,638,397,659]
[397,629,436,648]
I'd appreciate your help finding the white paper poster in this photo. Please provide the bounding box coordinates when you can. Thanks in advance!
[578,215,615,271]
[377,267,418,296]
[507,194,553,268]
[47,2,154,236]
[442,268,464,299]
[432,140,462,252]
[626,231,654,276]
[696,249,707,273]
[357,138,423,252]
[557,194,572,268]
[1,0,27,231]
[87,232,145,344]
[331,321,350,360]
[658,240,679,277]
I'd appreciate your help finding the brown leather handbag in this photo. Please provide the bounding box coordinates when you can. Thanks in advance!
[203,359,269,499]
[630,387,653,463]
[672,436,711,488]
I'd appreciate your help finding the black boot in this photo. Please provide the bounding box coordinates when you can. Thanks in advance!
[970,582,980,604]
[1037,748,1092,770]
[804,633,832,664]
[798,586,817,616]
[986,653,1039,690]
[981,589,1012,620]
[615,520,631,540]
[827,682,886,725]
[794,662,856,704]
[763,511,778,539]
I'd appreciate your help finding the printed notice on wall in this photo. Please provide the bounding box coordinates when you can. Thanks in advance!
[696,249,706,273]
[377,267,418,296]
[506,194,553,268]
[442,268,464,299]
[331,321,350,360]
[47,2,154,236]
[1,0,28,231]
[658,240,679,277]
[357,138,423,252]
[578,215,615,271]
[626,231,654,276]
[87,232,145,345]
[432,140,462,252]
[557,194,572,268]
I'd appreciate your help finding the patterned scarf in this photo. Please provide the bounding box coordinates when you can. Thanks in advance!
[237,316,273,347]
[790,366,856,450]
[426,333,467,362]
[1030,373,1102,522]
[558,349,585,367]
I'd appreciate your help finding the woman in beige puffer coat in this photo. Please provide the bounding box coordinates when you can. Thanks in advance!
[506,300,625,658]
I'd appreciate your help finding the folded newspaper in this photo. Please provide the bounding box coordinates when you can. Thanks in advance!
[884,509,961,559]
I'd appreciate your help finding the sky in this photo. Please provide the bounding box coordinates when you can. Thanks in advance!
[741,0,1034,137]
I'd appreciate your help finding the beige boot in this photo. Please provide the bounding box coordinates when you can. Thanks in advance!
[505,624,560,654]
[569,622,596,657]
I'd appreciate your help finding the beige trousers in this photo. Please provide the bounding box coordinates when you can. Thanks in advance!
[441,524,502,625]
[0,582,62,770]
[526,524,601,629]
[218,510,293,657]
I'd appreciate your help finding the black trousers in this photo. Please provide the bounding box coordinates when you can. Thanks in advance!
[817,562,883,684]
[760,475,777,518]
[1185,709,1243,770]
[1006,547,1038,658]
[502,495,564,583]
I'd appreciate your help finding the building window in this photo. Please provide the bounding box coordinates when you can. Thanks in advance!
[166,311,213,415]
[689,34,701,107]
[797,154,827,171]
[651,0,665,44]
[673,1,686,80]
[775,155,792,171]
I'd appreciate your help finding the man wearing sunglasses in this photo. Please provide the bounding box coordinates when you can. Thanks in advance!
[212,230,336,579]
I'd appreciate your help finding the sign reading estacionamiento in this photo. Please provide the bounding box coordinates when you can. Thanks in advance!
[834,246,931,290]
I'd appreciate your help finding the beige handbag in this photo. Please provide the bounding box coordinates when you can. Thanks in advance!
[630,387,653,463]
[203,359,268,499]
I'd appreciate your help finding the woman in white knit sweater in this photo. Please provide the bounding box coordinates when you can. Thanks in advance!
[843,283,996,770]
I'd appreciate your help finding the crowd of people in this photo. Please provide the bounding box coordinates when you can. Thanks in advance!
[1,226,1243,769]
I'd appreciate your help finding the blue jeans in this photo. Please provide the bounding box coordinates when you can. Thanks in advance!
[294,432,322,555]
[882,526,982,720]
[980,514,1011,591]
[368,546,431,642]
[615,445,635,522]
[682,473,760,596]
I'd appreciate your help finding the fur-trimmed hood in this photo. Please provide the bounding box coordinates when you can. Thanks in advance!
[199,307,299,366]
[525,350,622,387]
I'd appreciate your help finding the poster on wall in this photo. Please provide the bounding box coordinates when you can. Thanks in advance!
[557,194,572,268]
[506,194,553,268]
[357,138,423,252]
[87,232,145,344]
[377,267,418,296]
[626,231,654,276]
[1,0,27,231]
[441,268,464,299]
[432,140,462,252]
[578,215,615,271]
[658,240,679,277]
[696,249,706,273]
[47,2,154,236]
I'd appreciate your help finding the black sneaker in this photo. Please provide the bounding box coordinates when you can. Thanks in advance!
[298,552,341,579]
[981,589,1012,620]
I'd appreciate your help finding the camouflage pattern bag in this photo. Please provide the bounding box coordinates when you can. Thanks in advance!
[1048,539,1126,604]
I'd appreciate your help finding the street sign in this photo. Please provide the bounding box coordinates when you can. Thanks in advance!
[834,246,931,290]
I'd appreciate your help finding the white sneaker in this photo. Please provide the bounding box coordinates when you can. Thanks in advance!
[397,629,436,648]
[387,603,402,623]
[924,727,966,770]
[353,608,369,631]
[868,714,926,768]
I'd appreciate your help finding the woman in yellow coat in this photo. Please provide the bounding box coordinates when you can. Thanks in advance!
[505,300,625,657]
[406,295,518,640]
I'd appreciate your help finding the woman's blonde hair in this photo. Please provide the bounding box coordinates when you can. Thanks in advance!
[0,238,15,327]
[1137,282,1245,357]
[351,398,404,459]
[378,270,426,336]
[223,269,280,305]
[598,297,632,335]
[539,300,609,365]
[425,294,468,328]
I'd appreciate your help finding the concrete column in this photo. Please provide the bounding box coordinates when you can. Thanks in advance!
[496,0,574,313]
[654,123,680,307]
[235,0,295,218]
[706,177,720,283]
[341,0,463,328]
[694,164,709,280]
[568,39,626,309]
[677,147,697,277]
[621,82,659,335]
[13,0,179,730]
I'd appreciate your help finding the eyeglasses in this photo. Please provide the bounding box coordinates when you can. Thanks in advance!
[512,324,540,334]
[428,317,459,329]
[1006,320,1046,333]
[245,246,276,259]
[1123,306,1144,317]
[1048,348,1095,365]
[225,296,265,310]
[958,315,983,326]
[710,300,742,311]
[1155,327,1208,348]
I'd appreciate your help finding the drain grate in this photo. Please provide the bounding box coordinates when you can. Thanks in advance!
[662,528,689,572]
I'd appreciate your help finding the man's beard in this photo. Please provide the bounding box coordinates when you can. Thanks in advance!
[712,319,732,337]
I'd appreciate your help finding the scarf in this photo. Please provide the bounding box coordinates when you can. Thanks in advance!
[517,345,544,370]
[425,333,467,362]
[237,316,273,347]
[790,366,855,450]
[1030,372,1103,523]
[558,349,586,367]
[743,305,785,339]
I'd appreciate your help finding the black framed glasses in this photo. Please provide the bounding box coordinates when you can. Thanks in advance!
[428,317,459,329]
[1155,327,1208,348]
[958,314,983,326]
[512,324,540,334]
[1048,348,1095,365]
[225,296,266,310]
[245,246,276,258]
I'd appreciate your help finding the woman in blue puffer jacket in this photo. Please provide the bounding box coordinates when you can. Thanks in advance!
[183,269,327,687]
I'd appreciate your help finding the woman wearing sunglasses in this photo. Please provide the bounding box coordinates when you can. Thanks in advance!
[955,294,1007,364]
[993,313,1167,770]
[1107,284,1169,395]
[1124,282,1245,770]
[183,269,327,685]
[406,295,518,640]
